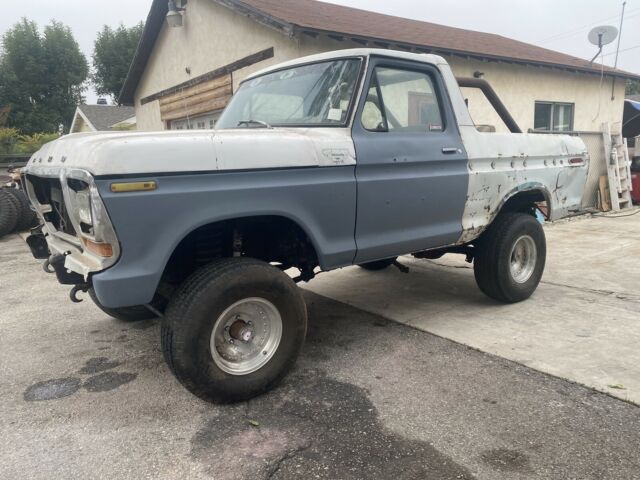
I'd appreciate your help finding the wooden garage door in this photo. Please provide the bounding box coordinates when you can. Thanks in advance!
[159,74,233,123]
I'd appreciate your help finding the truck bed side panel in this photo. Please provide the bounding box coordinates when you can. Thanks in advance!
[458,126,589,242]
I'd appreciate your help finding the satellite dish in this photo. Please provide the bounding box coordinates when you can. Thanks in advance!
[588,25,618,47]
[588,26,618,64]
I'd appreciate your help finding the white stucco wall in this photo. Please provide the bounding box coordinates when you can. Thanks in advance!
[70,114,94,133]
[133,0,626,133]
[447,56,625,133]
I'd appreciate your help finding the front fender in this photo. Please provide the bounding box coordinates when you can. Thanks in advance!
[91,167,356,308]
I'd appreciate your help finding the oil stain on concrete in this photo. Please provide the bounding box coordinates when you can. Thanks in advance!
[83,372,137,392]
[23,378,82,401]
[191,371,475,480]
[78,357,121,374]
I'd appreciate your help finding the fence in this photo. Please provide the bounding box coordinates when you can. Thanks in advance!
[0,154,30,169]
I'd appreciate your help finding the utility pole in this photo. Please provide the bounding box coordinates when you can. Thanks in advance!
[611,1,626,100]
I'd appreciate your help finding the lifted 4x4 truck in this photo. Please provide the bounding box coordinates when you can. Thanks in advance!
[22,49,588,403]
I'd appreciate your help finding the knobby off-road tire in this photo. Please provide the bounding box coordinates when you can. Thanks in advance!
[4,188,38,232]
[359,257,397,271]
[161,257,307,404]
[0,189,19,237]
[473,213,546,303]
[88,288,157,322]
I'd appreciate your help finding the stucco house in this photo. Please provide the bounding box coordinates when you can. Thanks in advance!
[69,104,136,133]
[119,0,640,133]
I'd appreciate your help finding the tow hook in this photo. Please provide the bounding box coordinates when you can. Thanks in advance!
[70,284,90,303]
[43,258,54,274]
[393,259,410,274]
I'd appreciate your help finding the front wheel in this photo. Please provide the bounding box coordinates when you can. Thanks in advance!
[161,257,307,403]
[473,213,546,303]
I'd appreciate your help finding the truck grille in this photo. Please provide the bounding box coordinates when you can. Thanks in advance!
[26,175,76,236]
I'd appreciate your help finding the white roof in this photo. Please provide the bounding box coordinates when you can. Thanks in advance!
[247,48,447,80]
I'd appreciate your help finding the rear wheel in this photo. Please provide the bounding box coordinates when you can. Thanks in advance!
[88,288,157,322]
[473,213,546,303]
[0,190,19,237]
[4,188,38,232]
[161,257,307,403]
[359,257,397,271]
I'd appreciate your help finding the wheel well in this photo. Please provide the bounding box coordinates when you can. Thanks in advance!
[160,216,319,290]
[500,189,548,218]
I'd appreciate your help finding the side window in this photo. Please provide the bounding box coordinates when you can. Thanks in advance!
[361,73,386,131]
[363,67,444,133]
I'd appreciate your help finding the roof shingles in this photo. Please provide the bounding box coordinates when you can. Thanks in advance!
[79,105,136,131]
[240,0,634,76]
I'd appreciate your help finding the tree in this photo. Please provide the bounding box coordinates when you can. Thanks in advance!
[42,21,89,131]
[92,23,144,101]
[0,19,88,134]
[0,19,50,133]
[627,80,640,96]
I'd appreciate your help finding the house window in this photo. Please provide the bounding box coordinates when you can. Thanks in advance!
[534,102,574,131]
[169,110,223,130]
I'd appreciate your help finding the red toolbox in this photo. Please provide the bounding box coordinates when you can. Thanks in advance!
[632,170,640,204]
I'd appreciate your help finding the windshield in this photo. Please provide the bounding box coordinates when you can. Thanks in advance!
[216,59,362,129]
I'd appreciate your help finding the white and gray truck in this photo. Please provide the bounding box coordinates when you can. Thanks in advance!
[22,49,588,402]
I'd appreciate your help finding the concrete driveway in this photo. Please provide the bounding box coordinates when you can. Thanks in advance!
[1,213,640,479]
[306,212,640,404]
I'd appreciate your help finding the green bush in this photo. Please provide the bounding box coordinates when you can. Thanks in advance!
[16,133,60,153]
[0,128,20,154]
[0,129,59,154]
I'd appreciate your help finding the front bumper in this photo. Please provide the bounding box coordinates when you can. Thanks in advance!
[48,232,105,278]
[26,230,103,282]
[22,167,120,281]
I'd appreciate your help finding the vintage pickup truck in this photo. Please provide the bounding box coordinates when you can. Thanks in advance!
[22,49,588,403]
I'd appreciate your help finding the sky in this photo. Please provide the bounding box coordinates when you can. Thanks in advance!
[2,0,639,103]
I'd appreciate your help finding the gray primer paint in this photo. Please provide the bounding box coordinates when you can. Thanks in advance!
[351,56,469,262]
[92,166,356,308]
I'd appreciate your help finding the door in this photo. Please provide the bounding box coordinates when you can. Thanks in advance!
[352,57,469,263]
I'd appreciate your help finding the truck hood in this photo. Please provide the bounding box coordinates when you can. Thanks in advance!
[24,128,356,177]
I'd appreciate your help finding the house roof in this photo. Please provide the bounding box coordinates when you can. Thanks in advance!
[76,105,136,131]
[119,0,640,105]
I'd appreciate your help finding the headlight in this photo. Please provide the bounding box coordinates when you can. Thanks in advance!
[75,189,93,225]
[60,169,121,265]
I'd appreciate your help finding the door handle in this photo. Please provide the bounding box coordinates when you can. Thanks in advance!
[442,147,460,154]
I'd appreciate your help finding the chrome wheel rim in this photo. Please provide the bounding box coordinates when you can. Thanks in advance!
[210,297,282,376]
[509,235,537,284]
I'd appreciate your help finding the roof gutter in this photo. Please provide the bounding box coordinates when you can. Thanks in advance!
[212,0,295,37]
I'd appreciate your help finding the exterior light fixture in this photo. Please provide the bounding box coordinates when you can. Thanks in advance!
[167,0,185,28]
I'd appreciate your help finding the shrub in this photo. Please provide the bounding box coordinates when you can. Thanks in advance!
[15,133,60,153]
[0,128,20,154]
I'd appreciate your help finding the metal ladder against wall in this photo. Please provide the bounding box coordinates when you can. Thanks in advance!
[603,122,633,211]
